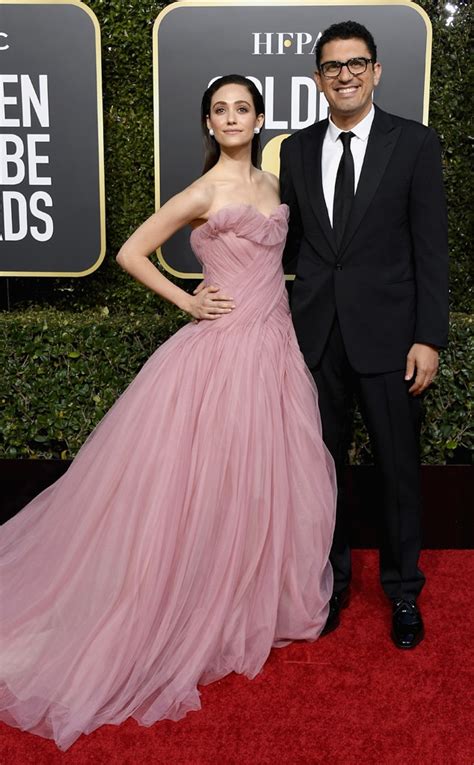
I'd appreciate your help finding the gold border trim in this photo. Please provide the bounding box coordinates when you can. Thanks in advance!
[0,0,106,277]
[153,0,432,279]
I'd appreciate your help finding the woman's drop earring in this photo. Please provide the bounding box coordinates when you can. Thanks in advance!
[254,127,260,134]
[209,128,215,137]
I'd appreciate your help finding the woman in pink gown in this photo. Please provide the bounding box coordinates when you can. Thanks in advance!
[0,75,336,750]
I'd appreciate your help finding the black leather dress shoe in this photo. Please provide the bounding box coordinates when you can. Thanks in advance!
[391,599,425,649]
[321,588,350,636]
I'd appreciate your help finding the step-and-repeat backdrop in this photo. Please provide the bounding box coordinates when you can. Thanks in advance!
[0,1,430,278]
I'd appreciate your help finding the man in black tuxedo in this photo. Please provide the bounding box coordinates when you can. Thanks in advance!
[280,21,448,648]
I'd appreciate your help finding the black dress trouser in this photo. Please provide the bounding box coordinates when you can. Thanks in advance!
[310,318,425,601]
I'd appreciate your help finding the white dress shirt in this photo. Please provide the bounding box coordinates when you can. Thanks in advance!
[321,106,375,226]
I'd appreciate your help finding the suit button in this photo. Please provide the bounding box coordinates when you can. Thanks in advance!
[335,263,343,270]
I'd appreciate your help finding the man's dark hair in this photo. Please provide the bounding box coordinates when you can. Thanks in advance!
[315,21,377,70]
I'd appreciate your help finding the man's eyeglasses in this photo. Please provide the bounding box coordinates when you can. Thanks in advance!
[319,57,374,78]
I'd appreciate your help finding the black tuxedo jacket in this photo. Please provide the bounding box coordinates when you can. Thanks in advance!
[280,106,449,374]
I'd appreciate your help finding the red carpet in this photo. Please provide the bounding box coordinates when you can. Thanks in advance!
[1,550,473,765]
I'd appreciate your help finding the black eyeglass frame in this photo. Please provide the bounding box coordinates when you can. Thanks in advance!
[319,57,375,79]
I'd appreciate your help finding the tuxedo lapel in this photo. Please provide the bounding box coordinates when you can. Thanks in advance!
[302,122,338,256]
[339,107,401,256]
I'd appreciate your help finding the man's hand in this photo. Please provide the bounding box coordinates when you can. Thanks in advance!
[405,343,439,395]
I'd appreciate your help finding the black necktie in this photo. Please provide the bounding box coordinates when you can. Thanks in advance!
[333,131,355,249]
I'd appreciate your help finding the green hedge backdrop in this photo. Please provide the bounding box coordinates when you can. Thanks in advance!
[1,0,472,463]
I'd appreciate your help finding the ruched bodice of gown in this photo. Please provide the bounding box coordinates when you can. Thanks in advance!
[0,204,336,751]
[190,203,291,328]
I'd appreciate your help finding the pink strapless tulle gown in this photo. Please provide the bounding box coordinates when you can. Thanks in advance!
[0,204,336,750]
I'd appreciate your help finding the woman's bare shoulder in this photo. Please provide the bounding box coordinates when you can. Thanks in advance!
[169,177,217,220]
[261,170,280,194]
[183,176,223,224]
[184,178,215,205]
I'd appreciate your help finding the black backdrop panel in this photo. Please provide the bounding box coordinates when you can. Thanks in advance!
[154,1,430,276]
[0,1,105,275]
